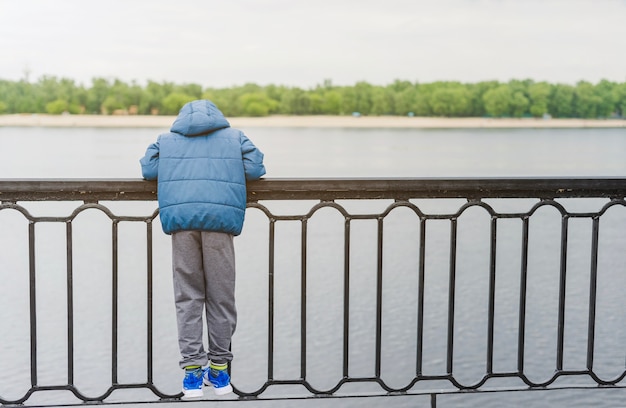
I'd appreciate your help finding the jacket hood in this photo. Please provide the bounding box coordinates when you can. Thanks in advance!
[170,99,230,136]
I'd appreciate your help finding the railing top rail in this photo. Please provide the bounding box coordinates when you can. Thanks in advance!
[0,177,625,202]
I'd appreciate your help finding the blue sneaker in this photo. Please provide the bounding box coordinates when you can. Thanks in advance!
[182,367,204,399]
[203,364,233,396]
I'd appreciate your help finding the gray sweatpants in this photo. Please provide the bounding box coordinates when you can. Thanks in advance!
[172,230,237,368]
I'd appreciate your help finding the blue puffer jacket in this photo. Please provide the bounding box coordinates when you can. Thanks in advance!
[140,100,266,235]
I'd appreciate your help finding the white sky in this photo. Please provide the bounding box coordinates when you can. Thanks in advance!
[1,0,625,89]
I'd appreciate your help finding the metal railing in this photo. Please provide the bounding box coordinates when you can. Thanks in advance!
[1,178,625,407]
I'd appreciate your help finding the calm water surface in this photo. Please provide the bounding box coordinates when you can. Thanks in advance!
[0,126,625,178]
[0,126,625,408]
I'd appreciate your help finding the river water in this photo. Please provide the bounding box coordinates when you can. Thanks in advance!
[0,126,625,407]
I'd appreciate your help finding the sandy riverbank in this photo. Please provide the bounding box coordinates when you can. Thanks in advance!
[0,114,625,129]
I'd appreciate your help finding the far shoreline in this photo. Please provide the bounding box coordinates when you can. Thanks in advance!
[0,113,625,129]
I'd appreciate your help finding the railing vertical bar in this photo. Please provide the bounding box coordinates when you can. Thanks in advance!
[586,217,600,371]
[66,221,74,385]
[486,217,498,374]
[112,220,119,384]
[518,217,530,373]
[556,215,569,371]
[28,221,38,387]
[416,218,426,376]
[267,219,276,381]
[146,221,154,383]
[446,219,457,375]
[375,217,383,378]
[301,218,308,380]
[343,218,351,378]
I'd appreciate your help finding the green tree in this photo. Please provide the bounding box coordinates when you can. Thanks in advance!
[107,79,140,113]
[280,88,311,115]
[370,87,394,115]
[393,86,417,115]
[308,93,325,114]
[161,92,195,115]
[241,101,268,116]
[549,84,575,118]
[239,92,277,116]
[510,91,529,117]
[574,81,602,118]
[594,79,617,118]
[528,82,552,117]
[1,75,625,119]
[386,79,415,115]
[101,95,126,114]
[483,84,511,117]
[140,80,173,114]
[466,81,499,117]
[45,99,69,114]
[264,84,286,103]
[388,79,413,93]
[613,82,626,117]
[321,90,342,114]
[122,80,144,113]
[11,81,38,113]
[86,78,111,114]
[35,76,59,111]
[0,80,17,113]
[429,85,471,117]
[350,81,374,114]
[202,88,239,116]
[175,83,203,100]
[413,83,440,116]
[505,80,531,117]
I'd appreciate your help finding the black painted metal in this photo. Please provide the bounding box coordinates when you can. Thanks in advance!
[0,177,625,202]
[1,178,626,407]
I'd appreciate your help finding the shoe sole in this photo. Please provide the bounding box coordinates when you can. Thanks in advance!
[212,383,233,396]
[181,388,203,399]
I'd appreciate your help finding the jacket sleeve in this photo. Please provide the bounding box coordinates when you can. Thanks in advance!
[140,138,160,180]
[241,133,266,181]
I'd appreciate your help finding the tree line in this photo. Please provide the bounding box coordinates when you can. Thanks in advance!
[0,76,625,118]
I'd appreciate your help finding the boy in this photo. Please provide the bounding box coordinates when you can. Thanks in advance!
[140,99,266,398]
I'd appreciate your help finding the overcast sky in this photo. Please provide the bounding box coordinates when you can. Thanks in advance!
[1,0,625,88]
